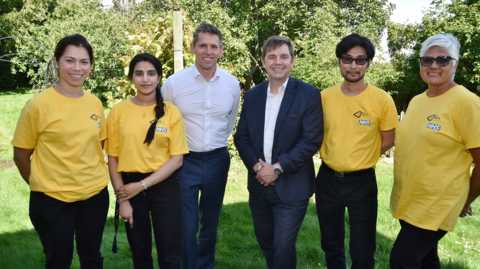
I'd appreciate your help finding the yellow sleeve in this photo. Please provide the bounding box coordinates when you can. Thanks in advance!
[379,94,399,131]
[169,105,189,155]
[11,100,40,149]
[106,105,119,156]
[456,96,480,150]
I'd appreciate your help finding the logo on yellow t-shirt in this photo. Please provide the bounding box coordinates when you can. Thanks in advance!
[353,111,369,118]
[90,114,101,121]
[156,127,167,133]
[427,123,441,131]
[427,114,441,121]
[359,120,371,125]
[149,119,164,124]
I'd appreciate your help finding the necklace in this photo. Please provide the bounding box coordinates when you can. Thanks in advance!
[140,106,149,117]
[131,96,154,117]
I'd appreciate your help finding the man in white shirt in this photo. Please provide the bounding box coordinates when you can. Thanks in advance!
[234,36,323,269]
[161,23,240,269]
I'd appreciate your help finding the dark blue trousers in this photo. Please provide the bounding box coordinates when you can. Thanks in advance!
[29,186,109,269]
[315,164,377,269]
[390,220,447,269]
[179,147,230,269]
[249,185,309,269]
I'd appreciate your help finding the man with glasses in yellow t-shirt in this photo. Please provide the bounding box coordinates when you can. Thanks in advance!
[316,33,399,268]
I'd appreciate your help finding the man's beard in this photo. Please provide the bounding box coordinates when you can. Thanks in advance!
[342,71,365,83]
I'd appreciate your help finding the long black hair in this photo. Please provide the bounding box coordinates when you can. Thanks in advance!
[127,53,165,146]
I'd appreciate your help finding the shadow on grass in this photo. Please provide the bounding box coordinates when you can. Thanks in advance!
[0,201,472,269]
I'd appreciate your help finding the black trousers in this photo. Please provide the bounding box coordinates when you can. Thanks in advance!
[29,186,109,269]
[249,185,309,269]
[390,220,447,269]
[122,172,182,269]
[315,164,377,269]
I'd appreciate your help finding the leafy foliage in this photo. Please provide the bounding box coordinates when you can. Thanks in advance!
[177,0,394,91]
[111,11,195,107]
[387,0,480,110]
[3,0,129,100]
[6,0,477,113]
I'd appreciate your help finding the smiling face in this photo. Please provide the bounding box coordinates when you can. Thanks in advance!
[190,32,223,76]
[53,45,91,89]
[339,46,371,83]
[131,61,161,97]
[262,44,294,85]
[420,45,458,87]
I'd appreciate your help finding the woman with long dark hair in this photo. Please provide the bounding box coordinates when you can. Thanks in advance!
[106,52,188,269]
[12,34,110,268]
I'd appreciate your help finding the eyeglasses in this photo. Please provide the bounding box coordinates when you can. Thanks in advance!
[340,56,369,65]
[419,56,456,67]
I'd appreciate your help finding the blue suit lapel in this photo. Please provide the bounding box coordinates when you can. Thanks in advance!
[273,78,296,146]
[256,83,268,159]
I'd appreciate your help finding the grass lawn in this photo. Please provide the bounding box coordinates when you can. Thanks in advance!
[0,88,37,163]
[1,89,479,268]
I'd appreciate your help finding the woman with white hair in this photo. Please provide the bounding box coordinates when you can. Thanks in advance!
[389,33,480,268]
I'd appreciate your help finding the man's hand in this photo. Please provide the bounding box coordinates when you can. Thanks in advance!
[253,162,262,173]
[255,159,278,187]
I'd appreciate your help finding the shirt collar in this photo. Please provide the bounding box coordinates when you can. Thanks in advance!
[192,63,220,82]
[267,77,289,96]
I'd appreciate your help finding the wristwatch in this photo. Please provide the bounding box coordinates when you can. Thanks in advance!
[274,163,282,175]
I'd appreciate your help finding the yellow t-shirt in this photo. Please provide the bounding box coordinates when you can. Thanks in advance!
[11,87,109,202]
[106,99,189,173]
[390,85,480,232]
[321,84,399,171]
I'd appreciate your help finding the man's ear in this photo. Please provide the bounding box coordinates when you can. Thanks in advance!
[190,43,195,54]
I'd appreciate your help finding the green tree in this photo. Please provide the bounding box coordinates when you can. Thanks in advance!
[387,0,480,110]
[111,10,196,107]
[144,0,394,91]
[5,0,130,99]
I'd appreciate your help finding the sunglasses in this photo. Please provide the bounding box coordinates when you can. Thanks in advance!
[419,56,456,67]
[340,56,369,65]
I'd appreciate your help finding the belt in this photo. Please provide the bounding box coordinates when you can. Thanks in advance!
[185,147,227,158]
[322,163,374,178]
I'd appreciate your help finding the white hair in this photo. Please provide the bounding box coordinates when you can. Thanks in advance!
[420,33,460,60]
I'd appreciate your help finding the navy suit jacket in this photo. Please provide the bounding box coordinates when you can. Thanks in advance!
[234,78,324,203]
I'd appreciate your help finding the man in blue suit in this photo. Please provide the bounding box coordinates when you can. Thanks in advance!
[234,36,324,269]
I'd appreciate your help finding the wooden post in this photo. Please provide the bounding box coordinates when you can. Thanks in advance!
[173,11,183,73]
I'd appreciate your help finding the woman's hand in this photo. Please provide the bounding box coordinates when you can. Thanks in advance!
[120,200,134,228]
[460,204,473,217]
[115,182,143,202]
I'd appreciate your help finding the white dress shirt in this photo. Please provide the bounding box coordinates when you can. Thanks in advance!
[263,78,289,164]
[161,64,240,152]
